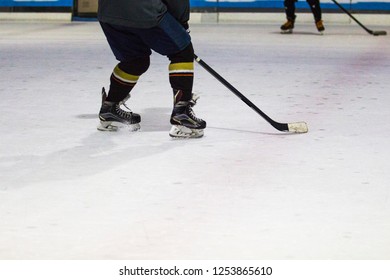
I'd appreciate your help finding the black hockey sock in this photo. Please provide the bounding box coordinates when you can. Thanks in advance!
[168,44,194,102]
[284,0,296,19]
[106,65,138,103]
[307,0,322,21]
[106,57,150,103]
[169,64,193,101]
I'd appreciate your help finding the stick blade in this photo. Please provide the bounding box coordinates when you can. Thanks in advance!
[288,122,309,133]
[372,30,387,36]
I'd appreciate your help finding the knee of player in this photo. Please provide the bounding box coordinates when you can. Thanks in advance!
[119,56,150,76]
[168,43,194,63]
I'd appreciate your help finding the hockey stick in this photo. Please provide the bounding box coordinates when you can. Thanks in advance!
[331,0,387,36]
[194,54,308,133]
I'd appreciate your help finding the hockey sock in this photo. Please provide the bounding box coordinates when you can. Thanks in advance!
[307,0,322,21]
[168,44,194,101]
[284,0,296,19]
[106,57,150,103]
[106,65,138,103]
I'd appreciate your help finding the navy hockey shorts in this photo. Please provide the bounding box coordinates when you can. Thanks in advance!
[100,13,191,62]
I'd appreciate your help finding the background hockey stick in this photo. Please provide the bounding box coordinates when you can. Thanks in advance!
[331,0,387,36]
[194,54,308,133]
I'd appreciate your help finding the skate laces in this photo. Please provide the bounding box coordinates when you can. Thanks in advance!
[115,94,135,119]
[172,94,204,123]
[115,103,134,119]
[187,96,204,123]
[182,94,202,122]
[187,106,203,122]
[101,87,134,118]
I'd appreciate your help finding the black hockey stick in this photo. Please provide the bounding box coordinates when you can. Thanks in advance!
[194,54,308,133]
[331,0,387,36]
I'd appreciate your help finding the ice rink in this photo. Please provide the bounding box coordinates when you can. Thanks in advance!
[0,20,389,260]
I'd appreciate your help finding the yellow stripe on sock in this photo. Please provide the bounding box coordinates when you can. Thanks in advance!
[169,62,194,74]
[113,65,139,84]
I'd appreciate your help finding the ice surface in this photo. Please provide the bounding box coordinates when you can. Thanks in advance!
[0,21,389,259]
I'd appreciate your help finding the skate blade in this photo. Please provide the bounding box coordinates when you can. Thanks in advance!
[169,125,204,139]
[97,121,140,132]
[281,29,293,34]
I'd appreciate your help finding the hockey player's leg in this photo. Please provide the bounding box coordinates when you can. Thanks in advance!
[167,44,206,138]
[307,0,325,33]
[98,22,153,132]
[98,58,149,131]
[281,0,296,33]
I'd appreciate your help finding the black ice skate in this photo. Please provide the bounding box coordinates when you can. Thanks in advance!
[315,20,325,34]
[169,93,206,138]
[280,16,296,34]
[97,88,141,131]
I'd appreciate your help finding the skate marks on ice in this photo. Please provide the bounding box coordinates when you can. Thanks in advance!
[272,30,324,36]
[75,107,173,132]
[75,113,97,120]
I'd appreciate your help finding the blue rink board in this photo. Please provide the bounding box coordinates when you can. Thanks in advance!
[190,1,390,11]
[0,0,72,7]
[0,0,389,11]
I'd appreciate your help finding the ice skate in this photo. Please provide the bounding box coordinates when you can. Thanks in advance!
[280,17,295,34]
[97,88,141,132]
[169,93,206,139]
[315,20,325,34]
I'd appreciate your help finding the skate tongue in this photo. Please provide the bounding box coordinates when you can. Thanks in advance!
[101,87,107,104]
[191,94,200,104]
